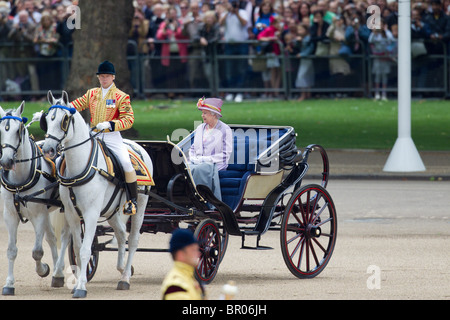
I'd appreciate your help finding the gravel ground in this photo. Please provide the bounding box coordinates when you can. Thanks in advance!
[0,179,448,300]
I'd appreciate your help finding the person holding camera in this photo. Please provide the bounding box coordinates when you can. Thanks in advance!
[424,0,450,88]
[257,15,282,98]
[0,1,13,89]
[411,8,430,92]
[424,0,450,54]
[198,10,221,90]
[181,0,205,91]
[34,11,60,91]
[219,0,250,103]
[368,19,395,101]
[8,9,39,93]
[156,5,189,99]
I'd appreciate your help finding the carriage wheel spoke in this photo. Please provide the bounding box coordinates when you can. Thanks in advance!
[297,198,307,226]
[313,202,328,224]
[289,235,305,260]
[305,239,310,271]
[305,190,311,219]
[312,237,327,254]
[286,230,303,244]
[309,239,320,268]
[316,216,332,228]
[310,193,322,223]
[297,238,306,269]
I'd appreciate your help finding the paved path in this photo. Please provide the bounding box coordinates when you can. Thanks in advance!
[307,149,449,180]
[0,179,448,300]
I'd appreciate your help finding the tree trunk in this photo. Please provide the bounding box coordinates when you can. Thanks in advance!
[66,0,134,102]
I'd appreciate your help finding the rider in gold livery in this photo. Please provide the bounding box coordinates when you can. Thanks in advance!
[161,229,205,300]
[71,61,138,215]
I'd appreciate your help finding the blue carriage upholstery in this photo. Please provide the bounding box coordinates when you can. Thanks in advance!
[219,127,288,211]
[176,126,289,212]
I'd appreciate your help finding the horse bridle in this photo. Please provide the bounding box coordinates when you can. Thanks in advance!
[0,114,28,160]
[44,105,76,148]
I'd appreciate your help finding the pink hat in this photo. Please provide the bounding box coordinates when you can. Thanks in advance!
[197,97,223,117]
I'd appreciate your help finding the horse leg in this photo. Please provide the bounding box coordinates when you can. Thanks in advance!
[30,215,51,278]
[117,195,146,290]
[72,213,97,298]
[2,208,20,295]
[63,209,82,294]
[108,212,127,277]
[52,217,70,288]
[44,213,59,270]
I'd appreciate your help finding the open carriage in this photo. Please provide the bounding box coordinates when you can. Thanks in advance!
[76,124,337,284]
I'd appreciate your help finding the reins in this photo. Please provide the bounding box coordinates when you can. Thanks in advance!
[4,106,104,163]
[61,128,104,152]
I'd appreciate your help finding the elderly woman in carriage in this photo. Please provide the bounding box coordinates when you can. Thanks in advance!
[188,97,232,202]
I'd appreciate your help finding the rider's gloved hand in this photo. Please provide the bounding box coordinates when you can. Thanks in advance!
[32,110,44,122]
[96,121,111,131]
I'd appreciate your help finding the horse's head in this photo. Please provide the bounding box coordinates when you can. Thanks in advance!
[42,90,76,159]
[0,101,28,170]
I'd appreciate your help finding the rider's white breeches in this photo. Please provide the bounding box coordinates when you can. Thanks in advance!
[97,131,134,173]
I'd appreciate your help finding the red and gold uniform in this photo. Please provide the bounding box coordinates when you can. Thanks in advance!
[70,60,138,215]
[71,84,134,132]
[161,261,205,300]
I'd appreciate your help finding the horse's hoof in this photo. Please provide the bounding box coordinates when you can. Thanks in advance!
[38,263,50,278]
[72,289,87,298]
[117,281,130,290]
[51,277,65,288]
[2,287,15,296]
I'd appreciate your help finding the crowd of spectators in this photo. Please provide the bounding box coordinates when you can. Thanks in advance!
[1,0,450,101]
[0,0,76,98]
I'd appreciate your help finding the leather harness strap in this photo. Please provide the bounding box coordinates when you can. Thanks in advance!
[58,138,124,221]
[1,138,58,224]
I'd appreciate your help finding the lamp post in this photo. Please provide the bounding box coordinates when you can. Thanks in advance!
[383,0,426,172]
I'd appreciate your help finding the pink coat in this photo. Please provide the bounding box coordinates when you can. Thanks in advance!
[257,26,281,55]
[156,21,189,66]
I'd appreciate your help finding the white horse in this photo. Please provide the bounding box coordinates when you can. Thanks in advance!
[0,101,67,295]
[42,91,152,298]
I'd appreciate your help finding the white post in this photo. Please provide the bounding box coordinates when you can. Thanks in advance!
[383,0,426,172]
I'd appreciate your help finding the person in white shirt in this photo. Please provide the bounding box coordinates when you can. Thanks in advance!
[219,1,250,103]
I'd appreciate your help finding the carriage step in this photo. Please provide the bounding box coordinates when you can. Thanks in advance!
[196,184,242,236]
[240,232,273,250]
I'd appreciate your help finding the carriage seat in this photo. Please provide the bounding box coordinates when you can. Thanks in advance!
[219,162,253,212]
[177,126,288,212]
[219,127,287,211]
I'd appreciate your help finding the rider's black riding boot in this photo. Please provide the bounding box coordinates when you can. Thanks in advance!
[123,181,138,215]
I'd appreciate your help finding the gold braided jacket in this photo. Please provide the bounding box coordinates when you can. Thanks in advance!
[71,83,134,132]
[161,261,205,300]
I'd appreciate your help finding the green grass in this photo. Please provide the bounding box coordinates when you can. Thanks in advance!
[3,98,449,151]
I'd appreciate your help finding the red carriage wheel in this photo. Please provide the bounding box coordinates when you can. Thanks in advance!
[280,184,337,279]
[194,219,223,284]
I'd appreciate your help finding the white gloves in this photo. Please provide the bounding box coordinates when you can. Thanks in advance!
[96,121,111,131]
[32,110,44,122]
[190,155,212,164]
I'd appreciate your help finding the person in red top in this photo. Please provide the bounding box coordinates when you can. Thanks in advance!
[156,5,189,98]
[257,16,283,97]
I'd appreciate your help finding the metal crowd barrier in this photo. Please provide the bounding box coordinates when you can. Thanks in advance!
[0,39,448,99]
